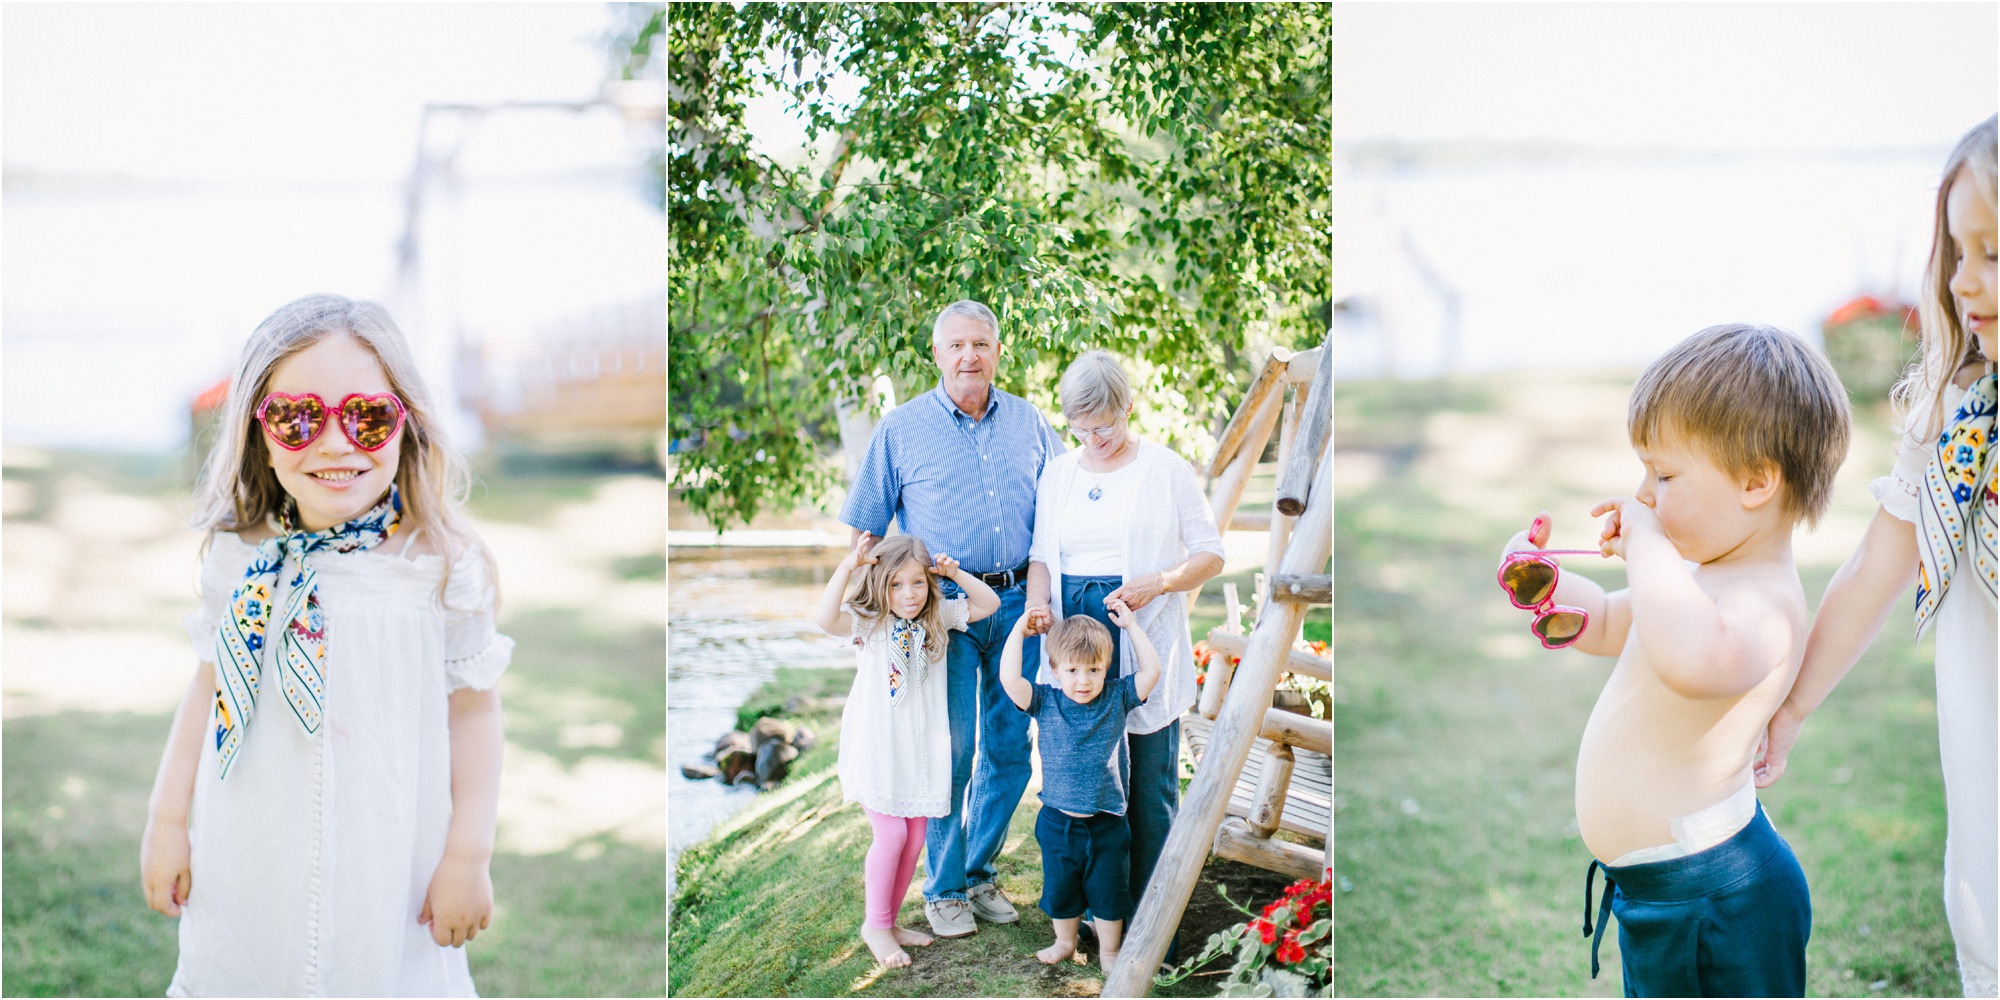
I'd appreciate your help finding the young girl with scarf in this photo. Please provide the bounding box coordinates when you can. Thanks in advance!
[140,295,509,996]
[814,532,998,968]
[1757,115,1998,997]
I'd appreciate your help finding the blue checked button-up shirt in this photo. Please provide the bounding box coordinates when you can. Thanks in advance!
[841,382,1065,575]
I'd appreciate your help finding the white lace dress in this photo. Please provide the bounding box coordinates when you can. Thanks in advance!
[836,597,967,818]
[1873,384,1999,998]
[170,533,513,998]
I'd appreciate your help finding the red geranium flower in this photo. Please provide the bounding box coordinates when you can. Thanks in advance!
[1251,918,1278,945]
[1275,931,1306,964]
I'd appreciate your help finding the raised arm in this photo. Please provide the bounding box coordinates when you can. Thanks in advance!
[1500,512,1630,659]
[814,532,878,636]
[930,551,1000,622]
[1107,453,1226,610]
[1594,498,1789,699]
[1106,598,1161,701]
[1757,506,1918,786]
[999,613,1035,710]
[141,659,213,917]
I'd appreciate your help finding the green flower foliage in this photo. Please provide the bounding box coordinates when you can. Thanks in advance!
[669,2,1331,529]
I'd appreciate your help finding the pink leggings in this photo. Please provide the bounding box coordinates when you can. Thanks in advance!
[862,808,928,929]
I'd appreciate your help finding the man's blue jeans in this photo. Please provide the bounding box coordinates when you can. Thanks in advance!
[925,581,1034,902]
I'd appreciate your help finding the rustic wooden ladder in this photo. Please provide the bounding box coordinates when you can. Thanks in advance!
[1104,340,1332,997]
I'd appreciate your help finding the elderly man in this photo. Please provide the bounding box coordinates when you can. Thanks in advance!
[841,300,1065,938]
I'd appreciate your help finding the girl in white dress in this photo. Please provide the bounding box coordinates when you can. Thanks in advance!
[139,295,510,997]
[814,532,999,968]
[1758,116,1998,997]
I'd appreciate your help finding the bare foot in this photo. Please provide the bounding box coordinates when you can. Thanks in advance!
[1100,949,1119,970]
[1036,939,1081,965]
[892,925,934,948]
[860,926,911,967]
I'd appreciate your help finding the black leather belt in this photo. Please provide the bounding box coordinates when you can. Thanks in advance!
[977,563,1031,589]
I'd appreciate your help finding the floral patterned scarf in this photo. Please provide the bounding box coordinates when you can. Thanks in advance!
[1915,373,1997,636]
[212,487,401,778]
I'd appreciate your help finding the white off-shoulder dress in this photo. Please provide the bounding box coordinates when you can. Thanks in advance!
[836,597,967,818]
[170,533,513,998]
[1872,383,1999,999]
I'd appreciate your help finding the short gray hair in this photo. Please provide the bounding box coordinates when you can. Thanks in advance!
[931,300,999,343]
[1059,350,1133,421]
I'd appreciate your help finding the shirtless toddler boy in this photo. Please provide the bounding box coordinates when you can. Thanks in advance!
[1500,324,1850,997]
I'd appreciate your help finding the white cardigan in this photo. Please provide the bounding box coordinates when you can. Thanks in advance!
[1029,437,1226,735]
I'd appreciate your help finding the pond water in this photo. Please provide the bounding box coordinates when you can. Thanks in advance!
[667,547,848,899]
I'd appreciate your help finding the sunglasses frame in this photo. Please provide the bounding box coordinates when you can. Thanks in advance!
[1496,549,1601,650]
[256,392,408,453]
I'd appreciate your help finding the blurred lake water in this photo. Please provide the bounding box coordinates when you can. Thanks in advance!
[2,176,662,452]
[667,547,848,897]
[1335,152,1945,380]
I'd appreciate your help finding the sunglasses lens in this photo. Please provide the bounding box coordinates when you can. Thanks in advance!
[1499,559,1557,608]
[261,396,326,449]
[1536,611,1586,647]
[342,396,402,451]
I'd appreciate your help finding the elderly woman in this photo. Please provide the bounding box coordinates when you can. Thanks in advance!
[1024,349,1226,940]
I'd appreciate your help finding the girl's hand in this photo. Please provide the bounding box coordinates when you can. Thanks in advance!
[1499,512,1553,567]
[844,531,880,570]
[420,854,494,948]
[1105,572,1164,611]
[929,551,961,578]
[140,817,192,917]
[1589,498,1659,559]
[1105,597,1136,631]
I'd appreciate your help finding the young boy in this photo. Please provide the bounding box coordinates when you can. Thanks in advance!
[1000,598,1160,970]
[1500,324,1851,997]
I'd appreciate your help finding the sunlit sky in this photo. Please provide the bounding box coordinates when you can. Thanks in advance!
[2,3,633,181]
[1336,3,1997,149]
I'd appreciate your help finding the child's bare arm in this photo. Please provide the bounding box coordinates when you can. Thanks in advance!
[423,686,502,947]
[141,659,213,917]
[932,552,1000,622]
[999,614,1035,710]
[1501,513,1631,658]
[1595,497,1793,698]
[1758,507,1918,786]
[1105,599,1161,701]
[813,532,877,636]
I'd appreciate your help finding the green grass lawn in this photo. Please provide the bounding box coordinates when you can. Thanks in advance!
[670,669,1313,998]
[1,454,665,997]
[1333,376,1957,998]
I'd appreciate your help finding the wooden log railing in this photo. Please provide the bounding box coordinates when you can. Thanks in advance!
[1104,454,1331,998]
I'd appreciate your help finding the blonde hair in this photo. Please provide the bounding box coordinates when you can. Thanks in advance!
[1046,615,1113,670]
[1059,350,1134,423]
[1894,114,1998,441]
[1628,323,1852,527]
[843,535,948,660]
[191,294,494,606]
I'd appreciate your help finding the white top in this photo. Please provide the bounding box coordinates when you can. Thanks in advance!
[837,596,969,818]
[1029,437,1226,735]
[1872,382,1999,996]
[170,532,512,999]
[1058,459,1141,575]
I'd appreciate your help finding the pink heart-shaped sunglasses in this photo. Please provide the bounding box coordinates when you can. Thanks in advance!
[1496,549,1604,649]
[257,392,406,452]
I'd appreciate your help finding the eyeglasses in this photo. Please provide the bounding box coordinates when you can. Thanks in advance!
[257,392,407,452]
[1496,549,1603,649]
[1069,421,1123,442]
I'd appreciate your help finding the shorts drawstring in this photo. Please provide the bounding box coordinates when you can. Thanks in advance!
[1583,858,1615,979]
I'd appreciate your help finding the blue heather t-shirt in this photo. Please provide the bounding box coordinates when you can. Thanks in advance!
[1028,674,1143,816]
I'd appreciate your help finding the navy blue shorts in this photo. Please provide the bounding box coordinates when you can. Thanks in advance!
[1584,801,1811,997]
[1037,806,1132,921]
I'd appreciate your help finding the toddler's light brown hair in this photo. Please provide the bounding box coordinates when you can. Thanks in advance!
[1628,323,1851,527]
[1046,615,1113,669]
